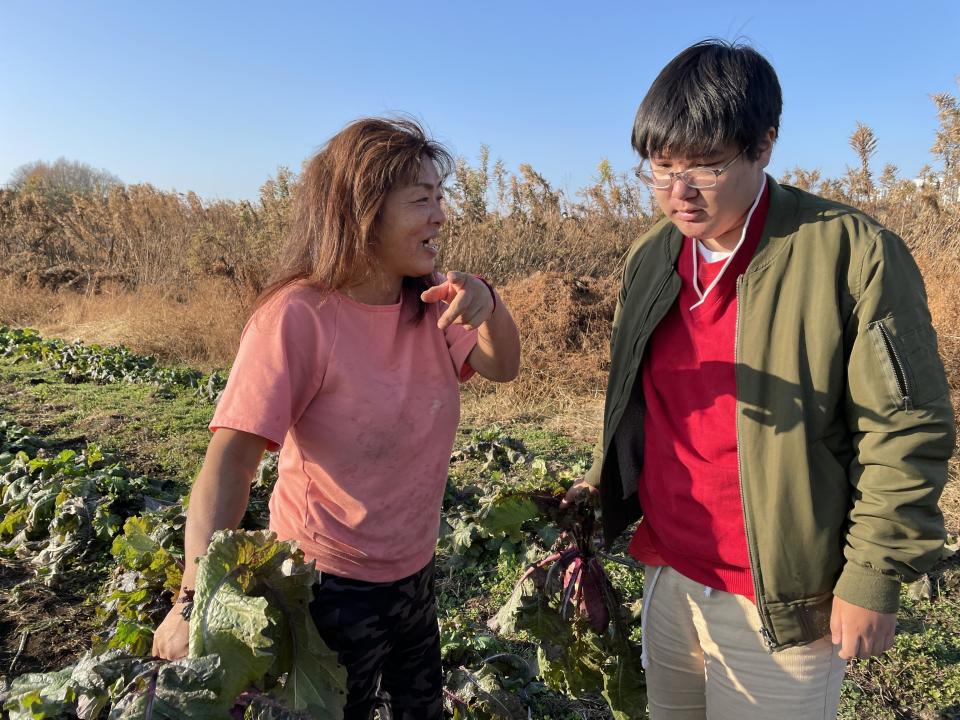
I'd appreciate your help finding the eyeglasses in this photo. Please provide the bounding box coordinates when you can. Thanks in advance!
[634,148,746,189]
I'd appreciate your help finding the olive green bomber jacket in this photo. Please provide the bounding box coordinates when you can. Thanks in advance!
[584,177,956,650]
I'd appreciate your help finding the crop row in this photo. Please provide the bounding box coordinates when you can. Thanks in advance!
[0,326,227,402]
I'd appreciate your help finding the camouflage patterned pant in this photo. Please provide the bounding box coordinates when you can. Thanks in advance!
[309,559,443,720]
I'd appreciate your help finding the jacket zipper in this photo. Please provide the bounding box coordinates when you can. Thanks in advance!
[735,275,777,650]
[877,323,914,412]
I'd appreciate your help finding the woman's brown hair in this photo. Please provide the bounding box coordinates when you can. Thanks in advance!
[257,117,454,320]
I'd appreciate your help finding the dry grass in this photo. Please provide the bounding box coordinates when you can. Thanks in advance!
[943,457,960,535]
[921,259,960,381]
[0,263,956,525]
[461,272,616,440]
[0,276,246,370]
[437,214,645,285]
[915,257,960,533]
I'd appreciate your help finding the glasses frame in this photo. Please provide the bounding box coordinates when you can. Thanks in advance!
[635,148,746,190]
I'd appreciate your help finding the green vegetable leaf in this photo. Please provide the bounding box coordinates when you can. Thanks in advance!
[261,555,347,717]
[602,645,648,720]
[476,494,538,541]
[446,665,527,719]
[451,519,476,551]
[1,667,76,720]
[189,530,346,716]
[108,655,231,719]
[111,515,163,570]
[189,531,281,701]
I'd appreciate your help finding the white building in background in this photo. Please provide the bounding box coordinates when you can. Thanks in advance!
[911,173,960,203]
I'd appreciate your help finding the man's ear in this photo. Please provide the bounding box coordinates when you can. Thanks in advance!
[757,127,777,168]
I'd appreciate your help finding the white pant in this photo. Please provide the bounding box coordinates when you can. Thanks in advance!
[642,565,846,720]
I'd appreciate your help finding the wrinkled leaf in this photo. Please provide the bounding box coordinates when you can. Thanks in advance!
[190,530,288,701]
[1,667,76,720]
[265,559,347,717]
[537,630,605,696]
[476,494,538,541]
[907,574,933,601]
[446,665,527,719]
[108,655,231,719]
[189,530,346,717]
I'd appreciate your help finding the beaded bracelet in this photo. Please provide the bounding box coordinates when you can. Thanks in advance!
[473,274,497,312]
[177,588,195,620]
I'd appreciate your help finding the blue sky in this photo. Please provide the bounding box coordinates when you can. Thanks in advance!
[1,1,957,201]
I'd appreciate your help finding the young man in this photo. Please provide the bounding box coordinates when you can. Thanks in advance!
[568,40,955,718]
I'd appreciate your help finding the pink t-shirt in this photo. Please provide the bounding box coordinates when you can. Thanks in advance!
[210,282,478,582]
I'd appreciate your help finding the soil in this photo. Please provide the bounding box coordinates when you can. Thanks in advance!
[0,377,118,681]
[0,557,99,680]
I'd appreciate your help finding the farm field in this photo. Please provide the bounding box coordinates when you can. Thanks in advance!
[0,327,956,719]
[1,92,959,718]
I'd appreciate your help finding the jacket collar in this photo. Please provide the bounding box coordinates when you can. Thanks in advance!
[744,175,799,274]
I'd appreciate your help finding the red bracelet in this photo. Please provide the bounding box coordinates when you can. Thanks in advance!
[473,274,497,312]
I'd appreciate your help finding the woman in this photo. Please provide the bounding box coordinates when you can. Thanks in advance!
[152,117,521,719]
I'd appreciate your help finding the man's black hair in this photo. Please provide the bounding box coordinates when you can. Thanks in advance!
[632,39,782,161]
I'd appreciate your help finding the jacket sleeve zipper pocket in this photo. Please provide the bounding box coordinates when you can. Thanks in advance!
[876,322,914,412]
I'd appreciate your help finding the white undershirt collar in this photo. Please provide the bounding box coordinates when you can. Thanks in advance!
[697,243,732,263]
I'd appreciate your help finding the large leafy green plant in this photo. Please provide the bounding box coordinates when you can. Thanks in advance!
[0,530,348,719]
[189,529,347,716]
[1,650,234,719]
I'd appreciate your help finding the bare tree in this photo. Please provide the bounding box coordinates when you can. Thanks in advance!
[6,158,122,209]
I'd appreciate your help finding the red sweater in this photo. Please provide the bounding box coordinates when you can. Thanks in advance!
[628,186,770,599]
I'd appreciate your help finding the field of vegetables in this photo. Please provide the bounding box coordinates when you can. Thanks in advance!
[0,326,957,719]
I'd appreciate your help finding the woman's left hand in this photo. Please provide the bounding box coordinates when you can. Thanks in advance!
[424,270,519,382]
[421,271,495,330]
